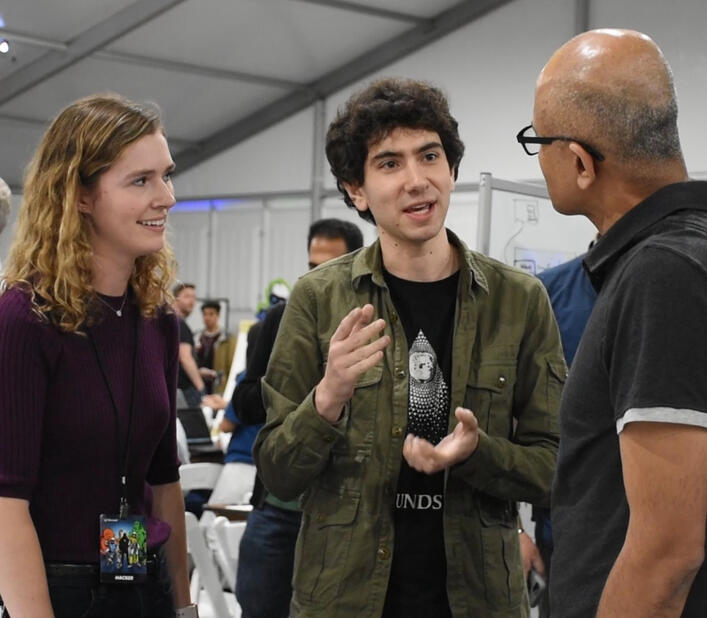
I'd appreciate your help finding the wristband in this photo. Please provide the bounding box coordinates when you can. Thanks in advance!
[175,604,199,618]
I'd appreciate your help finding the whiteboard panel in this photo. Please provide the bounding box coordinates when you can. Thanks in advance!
[487,185,596,275]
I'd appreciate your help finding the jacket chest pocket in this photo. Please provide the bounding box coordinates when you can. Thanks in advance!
[329,363,383,458]
[464,363,517,439]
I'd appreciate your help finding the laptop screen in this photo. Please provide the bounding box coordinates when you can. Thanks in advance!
[177,408,212,443]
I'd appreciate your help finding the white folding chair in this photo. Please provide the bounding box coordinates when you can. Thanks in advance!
[180,463,225,605]
[209,463,256,506]
[185,511,236,618]
[210,516,247,592]
[179,463,224,494]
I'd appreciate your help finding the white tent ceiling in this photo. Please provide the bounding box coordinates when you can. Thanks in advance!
[0,0,514,191]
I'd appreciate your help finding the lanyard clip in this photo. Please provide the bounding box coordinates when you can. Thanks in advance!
[119,476,129,519]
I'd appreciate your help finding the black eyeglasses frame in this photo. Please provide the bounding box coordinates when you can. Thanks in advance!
[516,124,605,161]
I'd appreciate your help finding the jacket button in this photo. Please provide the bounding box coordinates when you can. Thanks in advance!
[315,513,324,523]
[396,368,406,379]
[390,314,398,324]
[323,434,334,442]
[497,375,507,388]
[376,546,390,560]
[391,425,403,437]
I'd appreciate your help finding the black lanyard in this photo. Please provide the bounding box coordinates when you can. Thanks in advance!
[87,308,141,519]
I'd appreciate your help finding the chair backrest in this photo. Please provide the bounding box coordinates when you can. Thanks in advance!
[176,418,191,465]
[184,511,233,618]
[210,516,247,591]
[179,462,224,493]
[209,462,256,505]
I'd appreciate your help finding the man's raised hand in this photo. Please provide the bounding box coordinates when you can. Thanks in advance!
[315,304,389,423]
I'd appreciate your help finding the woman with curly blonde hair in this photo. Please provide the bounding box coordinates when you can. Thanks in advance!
[0,94,196,618]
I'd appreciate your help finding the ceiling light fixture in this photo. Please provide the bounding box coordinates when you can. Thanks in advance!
[0,40,9,54]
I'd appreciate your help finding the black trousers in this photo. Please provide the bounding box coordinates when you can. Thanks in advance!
[2,554,173,618]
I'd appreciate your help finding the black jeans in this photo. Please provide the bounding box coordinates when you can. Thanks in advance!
[2,554,173,618]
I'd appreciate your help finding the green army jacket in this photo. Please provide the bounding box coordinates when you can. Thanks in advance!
[253,230,565,618]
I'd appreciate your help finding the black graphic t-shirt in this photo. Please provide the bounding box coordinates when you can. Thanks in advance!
[382,269,459,618]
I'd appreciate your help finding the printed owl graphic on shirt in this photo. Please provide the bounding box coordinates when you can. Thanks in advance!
[407,330,449,445]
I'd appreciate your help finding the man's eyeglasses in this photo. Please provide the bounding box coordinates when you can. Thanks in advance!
[516,124,605,161]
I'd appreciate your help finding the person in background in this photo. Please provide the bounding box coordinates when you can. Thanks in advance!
[0,93,194,617]
[524,28,706,617]
[173,282,205,406]
[0,178,11,273]
[195,300,236,395]
[254,78,563,618]
[523,237,598,617]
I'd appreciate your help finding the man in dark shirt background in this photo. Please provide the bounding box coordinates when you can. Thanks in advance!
[530,246,597,617]
[173,282,205,407]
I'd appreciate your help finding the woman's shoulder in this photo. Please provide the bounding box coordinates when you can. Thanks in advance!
[0,286,45,327]
[0,286,60,358]
[143,303,179,343]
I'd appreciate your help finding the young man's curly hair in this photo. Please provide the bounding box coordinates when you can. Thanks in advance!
[325,78,465,224]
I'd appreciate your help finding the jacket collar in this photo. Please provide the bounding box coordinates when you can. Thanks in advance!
[350,228,488,293]
[584,181,707,289]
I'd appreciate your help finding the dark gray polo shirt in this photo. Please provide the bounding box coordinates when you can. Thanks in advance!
[551,181,707,618]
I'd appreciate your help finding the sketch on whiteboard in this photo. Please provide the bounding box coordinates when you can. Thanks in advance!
[514,198,539,224]
[513,247,576,275]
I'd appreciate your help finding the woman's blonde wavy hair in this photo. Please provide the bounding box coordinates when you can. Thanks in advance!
[3,93,176,332]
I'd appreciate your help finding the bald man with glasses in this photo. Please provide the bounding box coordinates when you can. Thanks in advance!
[523,29,706,618]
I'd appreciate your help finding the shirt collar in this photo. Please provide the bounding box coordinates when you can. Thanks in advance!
[351,228,488,293]
[584,181,707,289]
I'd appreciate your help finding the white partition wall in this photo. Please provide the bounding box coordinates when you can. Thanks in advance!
[169,197,364,332]
[207,203,264,315]
[446,189,480,251]
[168,211,210,288]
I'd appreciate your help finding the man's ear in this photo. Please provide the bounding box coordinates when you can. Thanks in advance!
[342,182,369,214]
[568,142,597,191]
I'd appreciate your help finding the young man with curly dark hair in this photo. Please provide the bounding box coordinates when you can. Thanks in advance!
[254,78,563,618]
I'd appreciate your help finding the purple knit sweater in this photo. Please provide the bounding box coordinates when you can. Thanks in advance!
[0,287,180,563]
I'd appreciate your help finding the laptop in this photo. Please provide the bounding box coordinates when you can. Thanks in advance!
[177,407,222,455]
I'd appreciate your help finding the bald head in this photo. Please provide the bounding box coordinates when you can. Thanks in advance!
[534,29,683,167]
[539,29,670,98]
